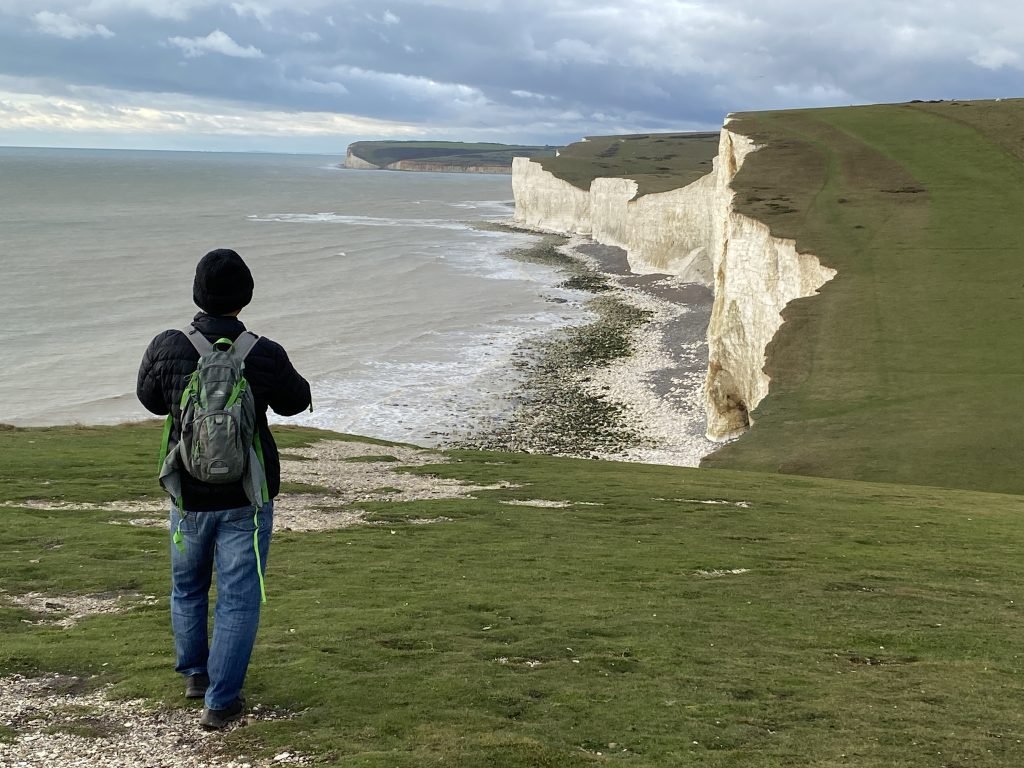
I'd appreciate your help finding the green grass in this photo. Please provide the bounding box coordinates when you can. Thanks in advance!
[4,424,1024,766]
[0,423,379,504]
[539,132,720,196]
[702,99,1024,495]
[347,141,557,169]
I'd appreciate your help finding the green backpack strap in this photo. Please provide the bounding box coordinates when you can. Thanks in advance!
[247,434,270,604]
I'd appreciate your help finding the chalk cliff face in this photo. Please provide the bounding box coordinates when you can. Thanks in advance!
[511,123,836,443]
[590,174,717,283]
[345,149,511,174]
[510,157,714,283]
[511,157,592,235]
[703,127,836,440]
[386,160,511,174]
[344,149,379,170]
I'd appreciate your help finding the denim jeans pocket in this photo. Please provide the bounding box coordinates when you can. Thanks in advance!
[222,505,258,532]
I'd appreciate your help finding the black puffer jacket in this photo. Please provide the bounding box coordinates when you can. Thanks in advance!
[137,312,312,511]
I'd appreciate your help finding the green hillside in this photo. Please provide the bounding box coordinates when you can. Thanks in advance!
[3,423,1024,767]
[701,99,1024,496]
[347,140,557,169]
[539,132,720,196]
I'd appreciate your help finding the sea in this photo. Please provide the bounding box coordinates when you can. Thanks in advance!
[0,147,591,445]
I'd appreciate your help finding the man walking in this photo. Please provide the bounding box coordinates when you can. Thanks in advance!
[137,249,311,729]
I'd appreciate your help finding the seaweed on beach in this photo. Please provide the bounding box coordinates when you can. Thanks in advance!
[505,239,575,269]
[502,235,615,294]
[478,376,639,456]
[450,228,657,458]
[558,272,612,292]
[462,288,653,457]
[560,296,652,368]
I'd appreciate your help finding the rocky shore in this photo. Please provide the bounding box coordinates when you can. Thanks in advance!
[451,229,717,466]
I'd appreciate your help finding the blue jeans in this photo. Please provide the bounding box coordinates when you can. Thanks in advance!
[169,501,272,710]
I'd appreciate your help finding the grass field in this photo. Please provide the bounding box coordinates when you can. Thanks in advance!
[3,423,1024,766]
[539,132,720,196]
[702,99,1024,496]
[347,141,557,169]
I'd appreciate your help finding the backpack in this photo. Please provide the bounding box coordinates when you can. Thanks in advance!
[158,326,268,513]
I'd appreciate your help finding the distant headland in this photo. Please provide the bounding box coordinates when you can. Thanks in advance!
[343,140,558,174]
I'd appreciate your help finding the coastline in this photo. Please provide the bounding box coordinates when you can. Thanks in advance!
[450,227,717,467]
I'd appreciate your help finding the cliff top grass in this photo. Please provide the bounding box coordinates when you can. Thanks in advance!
[347,140,557,169]
[538,132,720,196]
[701,98,1024,496]
[3,422,1024,767]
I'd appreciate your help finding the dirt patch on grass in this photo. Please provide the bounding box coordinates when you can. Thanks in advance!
[499,499,574,508]
[1,500,167,514]
[277,439,516,531]
[0,674,308,767]
[3,440,514,533]
[0,590,159,627]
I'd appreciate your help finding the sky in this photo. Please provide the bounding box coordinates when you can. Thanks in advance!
[0,0,1020,153]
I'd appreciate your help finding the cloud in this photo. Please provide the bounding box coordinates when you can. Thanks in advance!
[324,65,487,108]
[772,82,853,107]
[73,0,217,21]
[287,76,347,95]
[547,38,607,66]
[511,89,549,100]
[168,29,264,58]
[4,0,1024,151]
[970,46,1021,71]
[0,81,420,138]
[231,1,273,28]
[34,11,114,39]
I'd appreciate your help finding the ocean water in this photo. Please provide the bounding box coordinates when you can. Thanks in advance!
[0,147,589,444]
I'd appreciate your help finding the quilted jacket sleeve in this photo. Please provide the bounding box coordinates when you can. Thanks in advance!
[136,331,178,416]
[263,340,312,416]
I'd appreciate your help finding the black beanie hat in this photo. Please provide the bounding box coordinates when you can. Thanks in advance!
[193,249,254,315]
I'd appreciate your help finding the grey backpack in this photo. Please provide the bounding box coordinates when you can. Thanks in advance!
[158,327,268,513]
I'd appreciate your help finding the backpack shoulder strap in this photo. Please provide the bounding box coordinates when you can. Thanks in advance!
[231,331,260,363]
[181,325,214,356]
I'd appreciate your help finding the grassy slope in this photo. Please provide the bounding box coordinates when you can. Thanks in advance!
[4,424,1024,767]
[348,141,557,168]
[702,100,1024,496]
[538,132,720,196]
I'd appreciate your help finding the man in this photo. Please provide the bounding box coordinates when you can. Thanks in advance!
[137,248,311,730]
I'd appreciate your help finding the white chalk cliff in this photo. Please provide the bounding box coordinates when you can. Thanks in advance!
[511,122,836,443]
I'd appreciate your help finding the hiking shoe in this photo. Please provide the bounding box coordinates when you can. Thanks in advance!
[199,697,245,730]
[185,673,209,699]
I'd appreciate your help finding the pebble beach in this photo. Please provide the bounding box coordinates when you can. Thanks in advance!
[453,230,718,466]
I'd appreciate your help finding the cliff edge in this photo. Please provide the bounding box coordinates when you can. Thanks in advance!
[512,125,835,442]
[344,140,556,174]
